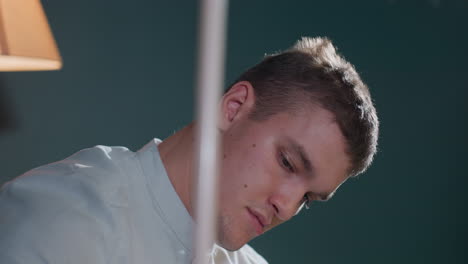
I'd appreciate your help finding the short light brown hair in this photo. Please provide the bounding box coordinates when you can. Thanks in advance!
[231,37,379,177]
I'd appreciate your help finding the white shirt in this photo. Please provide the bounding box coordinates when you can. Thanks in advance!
[0,139,267,264]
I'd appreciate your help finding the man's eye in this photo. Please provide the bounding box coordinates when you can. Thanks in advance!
[280,152,294,172]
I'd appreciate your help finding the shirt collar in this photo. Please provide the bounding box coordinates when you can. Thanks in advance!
[137,138,194,254]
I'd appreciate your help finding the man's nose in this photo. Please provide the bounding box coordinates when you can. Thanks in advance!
[269,184,306,221]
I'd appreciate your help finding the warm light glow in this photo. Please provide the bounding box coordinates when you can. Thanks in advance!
[0,0,62,71]
[0,56,62,71]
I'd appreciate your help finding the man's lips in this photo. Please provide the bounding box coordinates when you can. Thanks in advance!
[247,208,269,235]
[247,208,264,235]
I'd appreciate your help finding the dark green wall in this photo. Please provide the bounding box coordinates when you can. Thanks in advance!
[1,0,467,263]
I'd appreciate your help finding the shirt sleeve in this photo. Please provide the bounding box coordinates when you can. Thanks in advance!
[0,146,128,264]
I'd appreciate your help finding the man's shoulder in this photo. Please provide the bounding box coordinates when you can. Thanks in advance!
[1,144,138,213]
[24,144,135,183]
[0,144,138,263]
[63,144,135,171]
[211,244,268,264]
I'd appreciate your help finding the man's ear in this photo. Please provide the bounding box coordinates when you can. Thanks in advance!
[218,81,255,131]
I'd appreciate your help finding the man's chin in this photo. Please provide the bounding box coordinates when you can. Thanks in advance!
[216,241,245,252]
[216,234,249,252]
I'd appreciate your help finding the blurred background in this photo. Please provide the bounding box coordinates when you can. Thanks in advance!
[1,0,467,263]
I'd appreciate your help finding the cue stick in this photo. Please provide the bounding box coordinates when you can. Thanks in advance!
[193,0,229,263]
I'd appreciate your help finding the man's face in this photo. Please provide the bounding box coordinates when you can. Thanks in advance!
[216,103,350,250]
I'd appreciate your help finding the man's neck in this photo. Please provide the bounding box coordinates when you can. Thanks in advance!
[158,123,196,217]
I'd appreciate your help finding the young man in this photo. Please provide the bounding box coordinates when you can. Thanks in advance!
[0,37,378,263]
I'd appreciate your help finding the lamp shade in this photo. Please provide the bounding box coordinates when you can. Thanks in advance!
[0,0,62,71]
